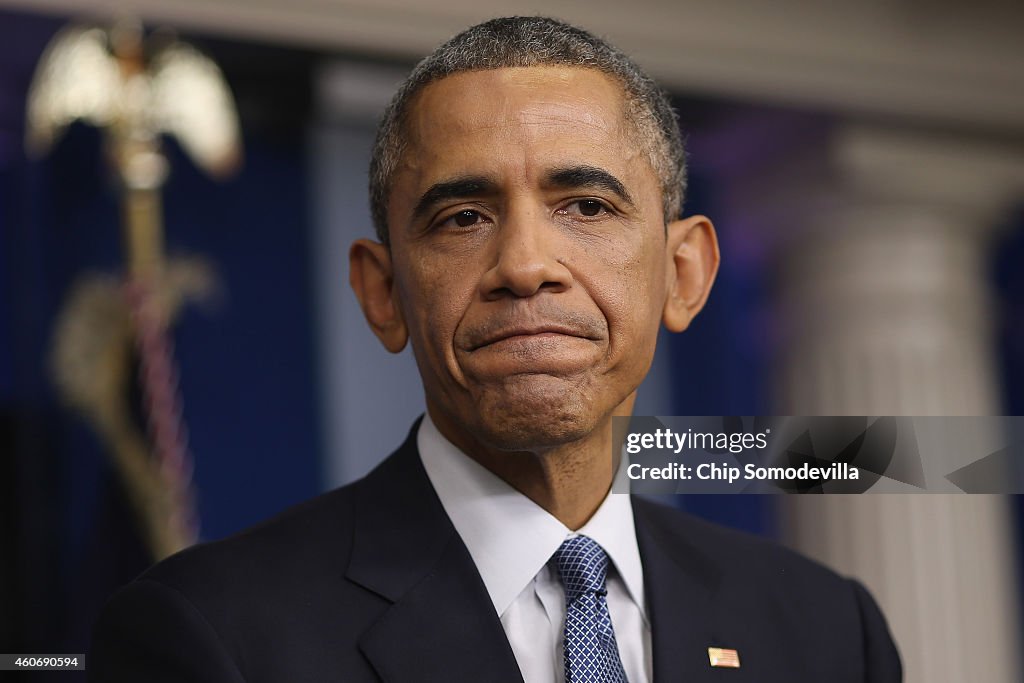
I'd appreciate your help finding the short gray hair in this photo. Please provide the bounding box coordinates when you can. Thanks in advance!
[368,16,686,244]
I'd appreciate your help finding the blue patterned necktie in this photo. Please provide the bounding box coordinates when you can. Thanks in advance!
[555,535,629,683]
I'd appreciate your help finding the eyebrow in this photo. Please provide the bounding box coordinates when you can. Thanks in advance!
[411,175,500,222]
[409,164,636,222]
[543,165,635,208]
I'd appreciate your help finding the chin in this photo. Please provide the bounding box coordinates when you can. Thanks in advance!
[470,375,603,451]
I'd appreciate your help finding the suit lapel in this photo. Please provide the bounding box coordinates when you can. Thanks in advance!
[347,420,523,683]
[357,535,523,682]
[633,499,724,682]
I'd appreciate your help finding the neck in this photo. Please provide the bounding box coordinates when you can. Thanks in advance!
[428,395,634,530]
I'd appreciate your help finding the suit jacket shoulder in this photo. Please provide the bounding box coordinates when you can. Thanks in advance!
[632,496,902,682]
[89,474,378,682]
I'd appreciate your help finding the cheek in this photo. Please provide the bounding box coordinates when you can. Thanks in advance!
[583,246,663,406]
[576,231,666,354]
[394,248,476,360]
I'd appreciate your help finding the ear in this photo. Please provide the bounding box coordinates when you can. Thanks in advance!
[349,238,408,353]
[662,215,720,333]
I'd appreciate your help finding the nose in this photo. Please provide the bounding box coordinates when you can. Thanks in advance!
[479,208,573,300]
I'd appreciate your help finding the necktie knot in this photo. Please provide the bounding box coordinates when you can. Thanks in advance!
[555,535,609,601]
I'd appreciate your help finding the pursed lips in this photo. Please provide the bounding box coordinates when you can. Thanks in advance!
[465,324,600,351]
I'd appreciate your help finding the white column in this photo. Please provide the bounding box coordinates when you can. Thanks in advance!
[760,124,1024,683]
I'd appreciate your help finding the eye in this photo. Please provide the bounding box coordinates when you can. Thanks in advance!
[440,209,486,229]
[560,199,610,218]
[454,209,481,227]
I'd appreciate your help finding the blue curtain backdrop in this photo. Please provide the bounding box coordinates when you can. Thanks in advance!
[0,11,321,670]
[653,145,777,538]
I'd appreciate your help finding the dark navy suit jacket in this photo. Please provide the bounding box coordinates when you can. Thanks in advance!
[89,421,902,682]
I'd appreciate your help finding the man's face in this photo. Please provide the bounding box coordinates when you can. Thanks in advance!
[364,66,707,452]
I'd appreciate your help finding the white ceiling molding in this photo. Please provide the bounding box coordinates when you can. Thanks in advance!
[5,0,1023,132]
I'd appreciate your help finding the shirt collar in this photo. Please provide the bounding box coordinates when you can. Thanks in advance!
[417,412,646,618]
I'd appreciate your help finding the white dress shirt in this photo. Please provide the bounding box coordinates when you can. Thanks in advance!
[418,413,652,683]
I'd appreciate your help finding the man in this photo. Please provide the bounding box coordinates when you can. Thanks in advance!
[89,16,902,682]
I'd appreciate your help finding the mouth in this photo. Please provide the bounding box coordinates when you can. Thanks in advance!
[466,324,599,351]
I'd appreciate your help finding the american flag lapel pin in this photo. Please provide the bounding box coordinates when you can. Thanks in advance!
[708,647,741,668]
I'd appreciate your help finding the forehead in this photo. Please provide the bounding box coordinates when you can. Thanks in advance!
[397,66,648,187]
[410,66,629,136]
